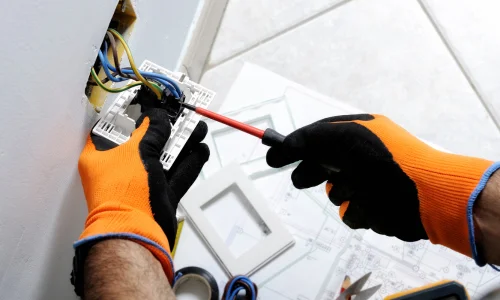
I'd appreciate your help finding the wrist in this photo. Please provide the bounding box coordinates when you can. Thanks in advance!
[473,168,500,265]
[83,239,175,300]
[75,202,175,283]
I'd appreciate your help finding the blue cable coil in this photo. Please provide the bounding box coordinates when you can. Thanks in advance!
[224,275,257,300]
[98,42,182,98]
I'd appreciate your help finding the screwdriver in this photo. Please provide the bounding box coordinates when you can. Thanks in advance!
[180,102,286,147]
[180,102,340,173]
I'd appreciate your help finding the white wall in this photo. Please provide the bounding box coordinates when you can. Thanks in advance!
[0,0,201,298]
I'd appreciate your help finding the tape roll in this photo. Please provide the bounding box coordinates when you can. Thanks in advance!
[173,266,219,300]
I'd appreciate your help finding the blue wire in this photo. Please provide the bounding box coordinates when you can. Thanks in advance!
[98,42,181,98]
[116,68,180,98]
[244,278,256,300]
[98,47,127,83]
[133,70,182,96]
[99,42,182,96]
[225,276,241,299]
[228,287,244,300]
[225,276,256,300]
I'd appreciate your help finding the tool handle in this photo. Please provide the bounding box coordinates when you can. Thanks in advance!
[262,128,285,147]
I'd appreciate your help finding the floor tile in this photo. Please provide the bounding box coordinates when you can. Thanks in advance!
[423,0,500,126]
[202,0,500,160]
[209,0,344,65]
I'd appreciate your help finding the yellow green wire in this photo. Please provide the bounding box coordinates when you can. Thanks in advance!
[91,68,162,94]
[107,28,162,99]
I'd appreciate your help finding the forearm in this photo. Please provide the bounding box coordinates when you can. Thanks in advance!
[475,170,500,265]
[83,239,175,300]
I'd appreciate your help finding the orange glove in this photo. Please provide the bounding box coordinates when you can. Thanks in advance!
[72,109,209,294]
[267,114,500,265]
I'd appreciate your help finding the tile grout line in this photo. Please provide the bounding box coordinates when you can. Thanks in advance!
[198,0,231,81]
[417,0,500,133]
[204,0,355,73]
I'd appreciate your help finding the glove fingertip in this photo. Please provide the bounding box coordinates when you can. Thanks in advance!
[190,121,209,143]
[327,182,354,206]
[291,161,329,189]
[340,201,370,230]
[291,171,305,189]
[197,121,208,136]
[197,143,210,163]
[266,147,283,168]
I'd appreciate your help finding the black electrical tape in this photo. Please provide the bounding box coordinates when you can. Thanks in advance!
[173,266,219,300]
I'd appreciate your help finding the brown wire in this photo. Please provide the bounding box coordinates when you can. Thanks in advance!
[88,35,139,87]
[100,67,138,84]
[105,31,131,79]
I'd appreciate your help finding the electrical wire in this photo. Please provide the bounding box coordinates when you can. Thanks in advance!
[99,51,180,98]
[101,50,182,97]
[105,31,131,79]
[98,46,126,83]
[132,69,182,96]
[97,42,177,97]
[98,41,136,83]
[107,28,162,99]
[105,29,182,96]
[100,69,134,84]
[90,68,140,92]
[97,57,180,98]
[91,29,183,99]
[223,276,257,300]
[102,30,181,98]
[90,67,162,94]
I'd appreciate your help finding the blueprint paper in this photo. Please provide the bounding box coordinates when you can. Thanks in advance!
[174,63,500,299]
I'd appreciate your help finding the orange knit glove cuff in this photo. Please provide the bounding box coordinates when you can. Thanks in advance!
[359,115,494,257]
[75,202,174,281]
[406,150,493,257]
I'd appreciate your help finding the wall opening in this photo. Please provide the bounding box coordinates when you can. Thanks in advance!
[85,0,137,110]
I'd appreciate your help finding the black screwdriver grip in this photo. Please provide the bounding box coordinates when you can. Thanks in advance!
[262,128,286,147]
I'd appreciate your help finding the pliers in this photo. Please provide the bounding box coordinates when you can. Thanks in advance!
[336,272,381,300]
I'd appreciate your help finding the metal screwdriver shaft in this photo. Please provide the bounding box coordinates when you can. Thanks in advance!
[180,102,339,173]
[180,102,285,147]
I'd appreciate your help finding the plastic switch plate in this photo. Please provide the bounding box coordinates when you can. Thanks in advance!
[92,60,215,170]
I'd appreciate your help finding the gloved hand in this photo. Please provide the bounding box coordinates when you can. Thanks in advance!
[74,108,209,288]
[267,114,499,262]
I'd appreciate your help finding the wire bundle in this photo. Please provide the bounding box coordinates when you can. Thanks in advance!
[223,275,258,300]
[90,29,182,99]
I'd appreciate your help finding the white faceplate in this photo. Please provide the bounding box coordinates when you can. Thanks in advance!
[181,163,295,276]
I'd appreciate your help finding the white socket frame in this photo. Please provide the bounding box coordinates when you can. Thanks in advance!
[181,163,295,276]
